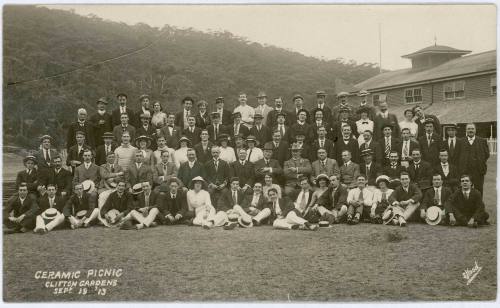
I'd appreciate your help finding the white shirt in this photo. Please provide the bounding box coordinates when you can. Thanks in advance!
[186,189,214,215]
[372,189,394,206]
[434,187,442,205]
[468,136,476,145]
[49,196,56,208]
[295,190,310,212]
[251,193,261,207]
[188,161,195,168]
[246,147,264,163]
[120,106,127,113]
[347,187,374,206]
[441,163,449,176]
[219,147,236,163]
[84,162,91,169]
[448,137,457,147]
[273,200,282,216]
[234,105,255,125]
[401,140,411,158]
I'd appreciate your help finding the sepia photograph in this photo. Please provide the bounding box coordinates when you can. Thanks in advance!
[1,3,497,303]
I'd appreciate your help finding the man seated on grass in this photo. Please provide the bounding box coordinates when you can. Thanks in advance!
[4,183,38,234]
[239,182,271,226]
[34,184,65,234]
[216,177,248,230]
[316,175,348,225]
[63,182,99,229]
[445,174,489,228]
[387,171,422,226]
[420,173,453,225]
[126,182,160,230]
[100,180,134,227]
[268,188,318,231]
[346,174,374,225]
[155,177,192,225]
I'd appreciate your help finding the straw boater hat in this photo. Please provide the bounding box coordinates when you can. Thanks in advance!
[357,90,370,97]
[106,209,121,224]
[215,96,224,103]
[316,90,327,97]
[82,180,96,194]
[41,208,59,221]
[292,94,304,101]
[102,132,114,140]
[245,135,259,146]
[360,148,374,158]
[315,174,330,185]
[177,136,192,148]
[337,91,349,98]
[23,155,37,165]
[76,210,88,219]
[289,143,302,151]
[238,216,254,228]
[135,135,152,148]
[256,91,267,98]
[253,113,264,120]
[189,176,207,190]
[425,206,443,225]
[132,183,144,195]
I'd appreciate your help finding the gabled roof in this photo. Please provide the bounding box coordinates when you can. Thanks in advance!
[353,50,496,92]
[402,45,471,59]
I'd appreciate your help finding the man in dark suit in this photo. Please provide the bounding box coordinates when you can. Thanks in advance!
[128,182,160,229]
[160,113,181,149]
[266,187,317,230]
[266,96,292,128]
[3,184,38,233]
[204,146,231,204]
[175,96,194,130]
[195,100,211,130]
[99,181,133,227]
[177,149,205,189]
[16,155,40,196]
[359,149,383,187]
[311,125,335,161]
[434,150,459,191]
[379,124,400,166]
[316,175,349,224]
[310,148,340,182]
[265,130,290,168]
[373,101,399,140]
[66,131,90,175]
[231,148,255,194]
[154,178,192,224]
[216,177,247,214]
[95,132,117,167]
[272,112,292,144]
[35,135,59,171]
[254,144,283,183]
[413,105,441,139]
[313,90,332,123]
[240,182,271,225]
[135,113,156,146]
[132,94,151,128]
[182,115,202,146]
[457,123,490,194]
[89,97,113,147]
[33,183,66,234]
[311,108,334,141]
[331,92,353,122]
[407,149,433,190]
[334,125,360,164]
[112,113,136,145]
[193,129,214,164]
[291,177,315,220]
[382,151,407,189]
[63,182,99,229]
[289,109,315,144]
[352,90,377,121]
[48,156,73,199]
[230,112,250,140]
[214,96,232,126]
[206,112,228,143]
[420,174,453,224]
[359,130,383,165]
[111,93,135,127]
[397,128,420,166]
[67,108,95,150]
[289,94,311,124]
[418,118,442,166]
[128,151,153,187]
[331,107,357,142]
[445,174,489,227]
[249,113,272,147]
[388,172,423,225]
[442,124,462,166]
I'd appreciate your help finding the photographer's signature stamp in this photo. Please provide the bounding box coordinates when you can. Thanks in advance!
[462,260,482,285]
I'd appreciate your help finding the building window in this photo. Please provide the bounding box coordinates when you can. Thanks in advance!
[372,93,387,105]
[404,88,422,104]
[443,80,465,100]
[491,76,497,95]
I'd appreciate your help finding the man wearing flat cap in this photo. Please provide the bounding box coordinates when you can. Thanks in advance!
[314,90,332,123]
[95,132,117,166]
[331,92,353,122]
[266,96,292,128]
[89,97,113,147]
[254,91,273,125]
[134,94,151,128]
[112,93,135,127]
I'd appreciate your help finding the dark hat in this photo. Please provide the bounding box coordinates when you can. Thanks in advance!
[75,130,86,136]
[293,94,304,101]
[246,135,258,144]
[263,143,274,151]
[445,124,458,130]
[217,133,230,142]
[232,112,242,118]
[276,111,287,118]
[316,90,327,97]
[424,118,435,125]
[233,133,244,141]
[40,135,52,142]
[297,108,308,116]
[360,148,374,157]
[289,143,302,151]
[139,94,150,101]
[253,113,264,119]
[102,132,114,139]
[357,90,370,97]
[381,123,394,131]
[158,184,170,193]
[215,96,224,103]
[178,136,192,146]
[294,130,306,137]
[23,155,37,165]
[210,111,220,118]
[339,107,350,113]
[337,91,349,98]
[116,93,128,98]
[96,97,108,105]
[356,107,370,115]
[256,91,267,98]
[139,112,151,119]
[135,135,152,148]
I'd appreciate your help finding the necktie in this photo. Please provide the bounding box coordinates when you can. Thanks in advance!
[449,139,455,156]
[280,125,284,137]
[385,138,390,156]
[322,160,326,170]
[403,142,409,158]
[300,191,307,210]
[359,189,364,203]
[145,194,149,207]
[111,165,115,173]
[427,134,432,146]
[366,165,370,178]
[266,160,269,167]
[215,160,218,171]
[163,164,168,175]
[320,140,324,148]
[215,125,218,139]
[234,125,239,136]
[232,191,237,205]
[434,188,440,205]
[332,189,338,205]
[172,194,176,199]
[45,149,50,163]
[248,148,253,162]
[345,163,348,168]
[50,198,54,208]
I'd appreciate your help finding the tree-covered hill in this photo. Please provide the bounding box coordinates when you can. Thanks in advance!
[3,5,379,148]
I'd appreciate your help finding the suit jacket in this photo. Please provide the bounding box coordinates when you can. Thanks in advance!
[331,104,354,123]
[174,110,192,129]
[373,113,400,140]
[66,121,95,150]
[230,160,255,188]
[133,190,160,209]
[249,125,272,147]
[378,136,401,166]
[216,189,246,211]
[127,163,153,186]
[359,140,383,164]
[229,123,250,139]
[407,160,433,189]
[4,195,38,218]
[334,137,360,164]
[283,158,312,187]
[254,104,274,125]
[434,163,460,190]
[16,169,39,193]
[206,123,229,143]
[35,148,59,170]
[95,143,118,166]
[266,109,292,127]
[265,141,291,167]
[159,125,182,149]
[89,112,113,147]
[289,122,315,143]
[266,197,295,221]
[292,189,314,211]
[155,189,188,216]
[317,185,348,211]
[310,158,340,183]
[311,106,333,123]
[241,193,268,210]
[383,163,407,181]
[47,168,73,196]
[152,162,177,186]
[113,124,136,145]
[99,163,126,190]
[100,191,133,216]
[254,158,283,182]
[193,142,214,164]
[352,105,377,121]
[416,114,441,139]
[339,161,360,188]
[289,109,312,124]
[63,192,96,217]
[204,159,231,186]
[195,112,211,129]
[396,139,420,162]
[73,163,101,187]
[272,125,292,144]
[66,144,89,170]
[133,108,152,128]
[389,183,423,204]
[310,138,336,161]
[177,161,205,188]
[111,107,136,128]
[421,186,453,210]
[38,195,65,213]
[359,162,383,186]
[310,121,334,141]
[445,188,486,222]
[182,127,202,145]
[136,124,156,139]
[443,137,463,165]
[331,120,357,141]
[418,133,442,166]
[458,136,490,175]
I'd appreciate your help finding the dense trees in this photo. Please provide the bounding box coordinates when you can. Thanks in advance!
[3,6,380,148]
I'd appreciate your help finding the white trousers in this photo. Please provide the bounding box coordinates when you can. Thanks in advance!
[192,206,228,227]
[317,205,348,219]
[273,211,308,230]
[232,205,271,224]
[35,213,65,231]
[68,208,100,228]
[128,208,160,227]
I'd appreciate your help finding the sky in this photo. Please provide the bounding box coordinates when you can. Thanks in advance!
[45,4,497,71]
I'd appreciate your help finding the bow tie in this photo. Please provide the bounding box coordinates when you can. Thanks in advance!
[442,163,448,166]
[362,121,368,124]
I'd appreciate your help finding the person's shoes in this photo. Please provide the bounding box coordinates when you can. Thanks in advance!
[150,222,158,227]
[70,224,76,230]
[119,220,135,230]
[223,222,238,230]
[252,218,260,226]
[346,215,353,225]
[202,223,211,230]
[82,222,89,228]
[34,228,47,235]
[352,216,360,225]
[471,221,478,228]
[399,218,407,227]
[136,223,144,230]
[186,218,194,226]
[309,224,319,231]
[290,224,300,230]
[20,227,29,233]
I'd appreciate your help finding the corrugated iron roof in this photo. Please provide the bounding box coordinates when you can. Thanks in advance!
[354,50,496,91]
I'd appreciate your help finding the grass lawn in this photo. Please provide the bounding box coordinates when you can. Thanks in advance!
[2,156,497,302]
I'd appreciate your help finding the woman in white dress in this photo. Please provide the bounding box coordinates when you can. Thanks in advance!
[151,101,167,128]
[371,175,396,224]
[355,107,374,146]
[399,109,419,140]
[217,134,236,163]
[153,135,175,165]
[245,136,264,163]
[262,173,282,201]
[186,176,227,229]
[307,174,330,210]
[173,136,191,168]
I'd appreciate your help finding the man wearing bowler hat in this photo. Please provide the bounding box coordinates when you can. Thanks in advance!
[249,112,272,147]
[254,91,273,125]
[90,97,113,147]
[112,93,135,127]
[95,132,117,166]
[314,90,332,123]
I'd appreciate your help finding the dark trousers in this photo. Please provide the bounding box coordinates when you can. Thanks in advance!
[4,215,36,230]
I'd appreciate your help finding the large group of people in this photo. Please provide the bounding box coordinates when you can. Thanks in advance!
[4,90,491,234]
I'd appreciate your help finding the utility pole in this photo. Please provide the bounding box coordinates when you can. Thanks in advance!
[379,23,382,74]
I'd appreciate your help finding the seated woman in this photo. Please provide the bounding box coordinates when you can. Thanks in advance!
[370,175,394,224]
[262,173,282,201]
[173,136,191,169]
[186,176,227,229]
[217,134,236,163]
[135,135,154,166]
[304,174,330,221]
